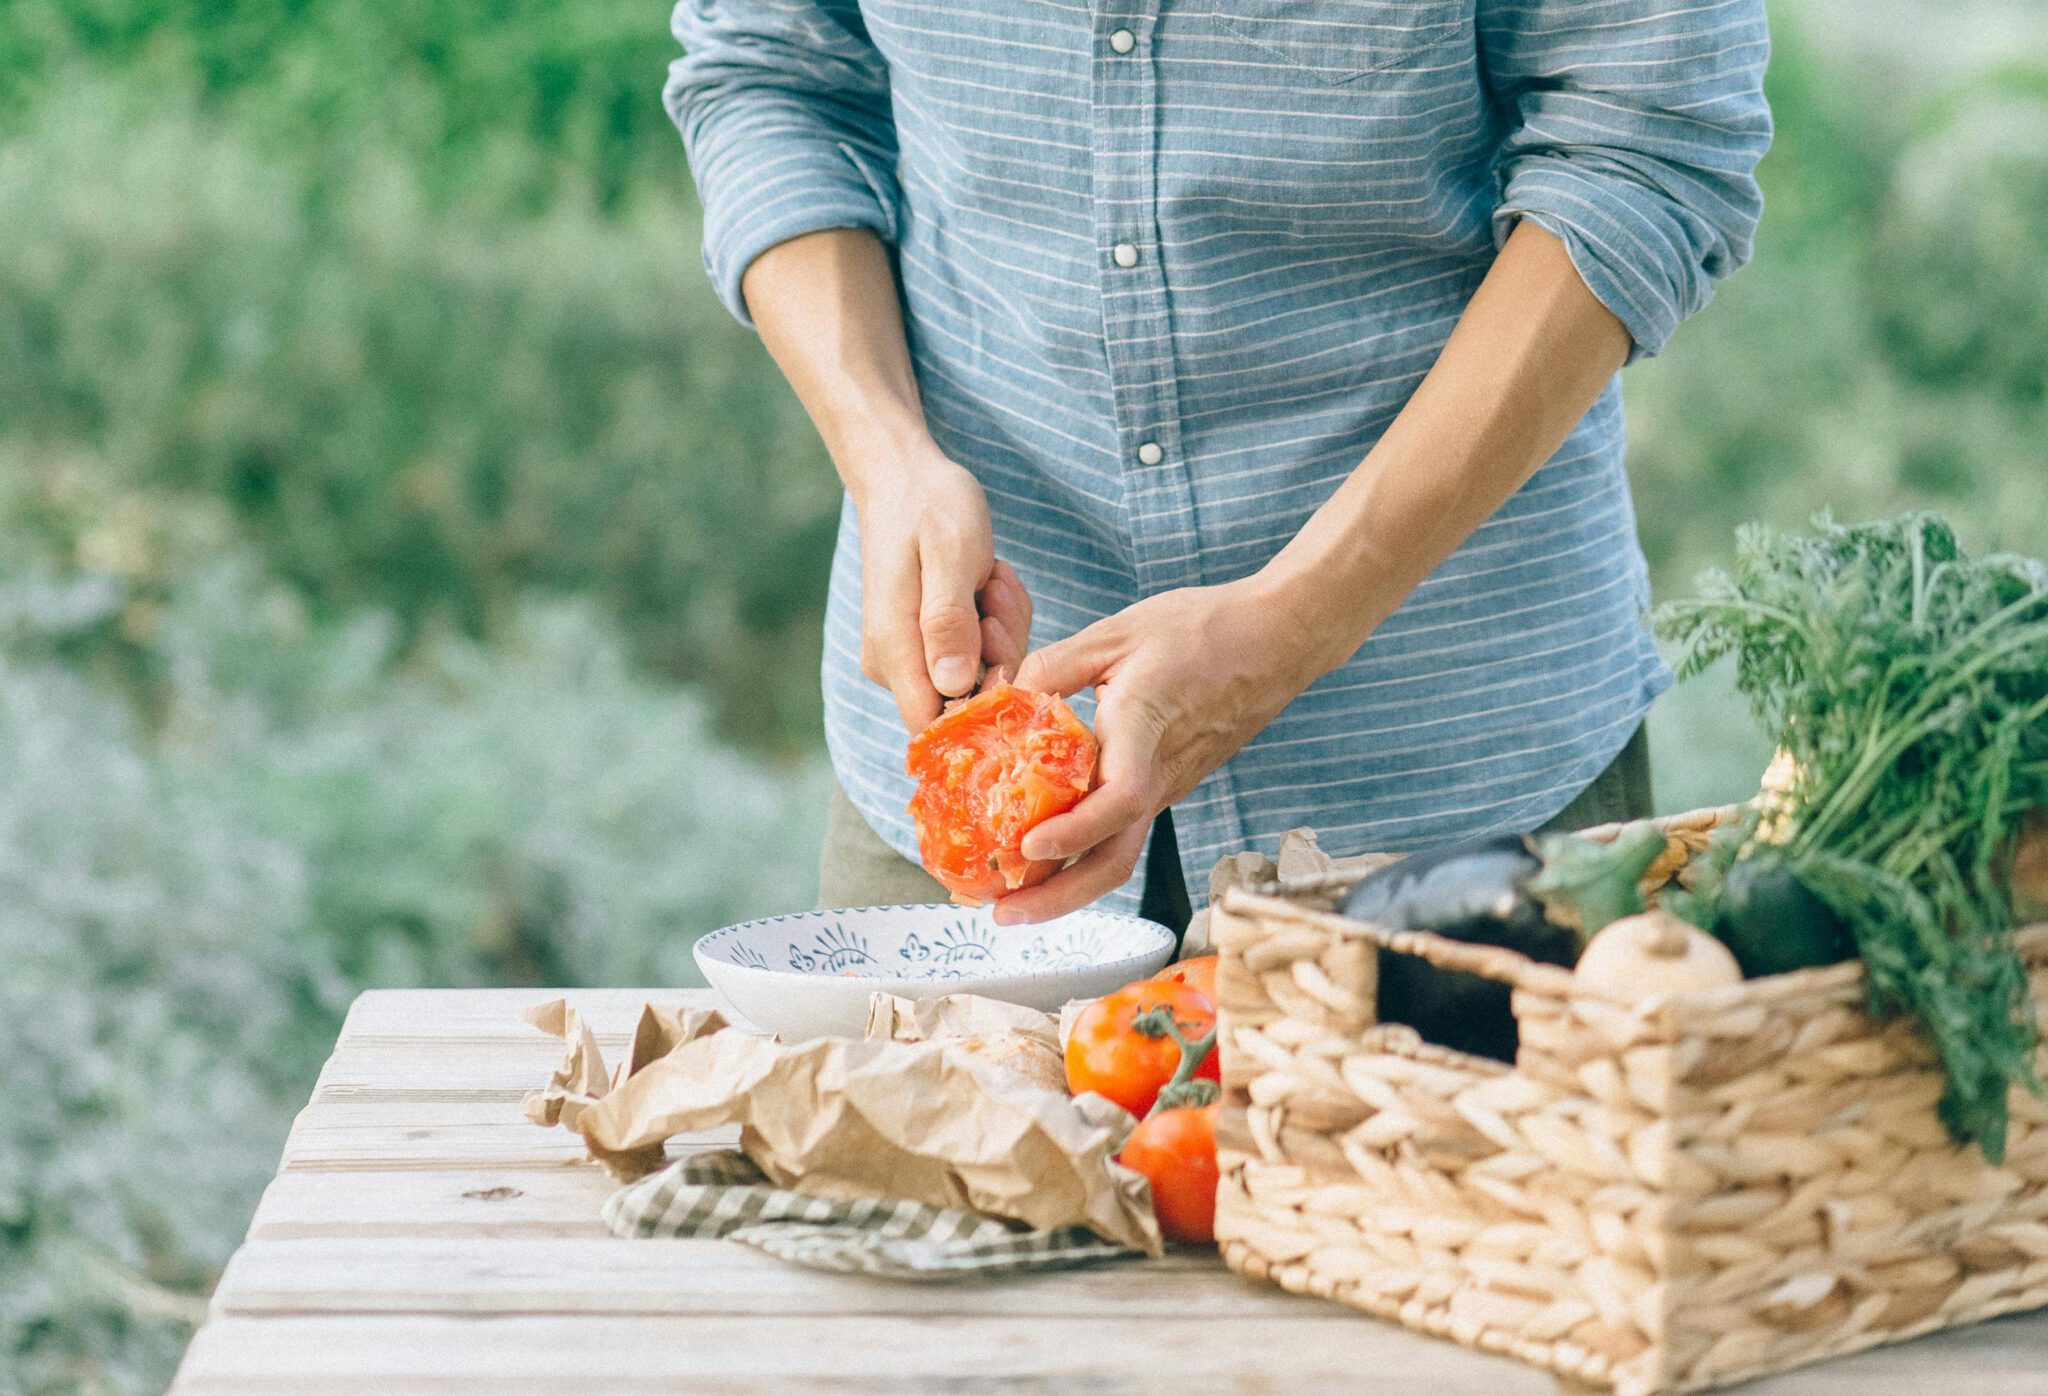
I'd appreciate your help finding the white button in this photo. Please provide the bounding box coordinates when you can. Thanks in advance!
[1112,242,1139,268]
[1136,441,1164,466]
[1109,28,1136,54]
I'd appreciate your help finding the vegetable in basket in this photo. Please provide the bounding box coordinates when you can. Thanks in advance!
[1657,512,2048,1159]
[1340,823,1667,1060]
[1664,813,1856,979]
[1575,910,1741,999]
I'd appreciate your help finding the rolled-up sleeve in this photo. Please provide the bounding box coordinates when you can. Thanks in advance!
[1480,0,1772,359]
[666,0,902,325]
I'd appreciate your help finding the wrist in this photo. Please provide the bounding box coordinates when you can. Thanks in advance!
[1246,548,1392,681]
[835,417,953,515]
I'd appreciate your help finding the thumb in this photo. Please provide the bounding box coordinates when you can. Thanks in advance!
[919,542,986,699]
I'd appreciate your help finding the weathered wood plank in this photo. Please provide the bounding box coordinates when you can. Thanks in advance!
[170,1313,1559,1395]
[210,1237,1320,1320]
[163,1307,2048,1396]
[280,1120,598,1172]
[279,1098,735,1171]
[314,1046,592,1101]
[341,988,713,1042]
[290,1099,567,1131]
[248,1167,621,1240]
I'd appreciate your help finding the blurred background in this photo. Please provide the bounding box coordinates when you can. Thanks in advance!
[2,0,2043,1390]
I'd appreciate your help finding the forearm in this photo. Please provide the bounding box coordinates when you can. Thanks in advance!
[1264,221,1632,673]
[1002,229,1629,919]
[743,228,1029,724]
[741,228,935,503]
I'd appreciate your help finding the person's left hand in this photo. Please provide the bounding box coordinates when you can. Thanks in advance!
[992,575,1336,924]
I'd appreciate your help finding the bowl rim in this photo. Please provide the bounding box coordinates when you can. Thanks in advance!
[690,903,1178,986]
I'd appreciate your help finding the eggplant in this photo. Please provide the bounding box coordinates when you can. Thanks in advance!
[1341,833,1547,940]
[1341,825,1668,1062]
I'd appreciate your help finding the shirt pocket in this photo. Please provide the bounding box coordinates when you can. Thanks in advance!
[1218,0,1471,86]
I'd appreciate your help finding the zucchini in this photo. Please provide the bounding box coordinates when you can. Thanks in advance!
[1706,853,1855,978]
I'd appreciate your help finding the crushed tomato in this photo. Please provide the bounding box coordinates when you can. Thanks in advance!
[905,682,1098,904]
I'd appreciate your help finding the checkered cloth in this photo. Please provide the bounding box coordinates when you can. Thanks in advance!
[603,1150,1139,1279]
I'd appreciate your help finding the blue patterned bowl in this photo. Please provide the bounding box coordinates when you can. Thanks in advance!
[692,904,1178,1039]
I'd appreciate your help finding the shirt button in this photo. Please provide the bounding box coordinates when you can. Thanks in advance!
[1112,242,1140,268]
[1109,28,1136,54]
[1136,441,1164,466]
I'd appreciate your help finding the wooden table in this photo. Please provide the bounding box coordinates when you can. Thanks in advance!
[170,988,2048,1394]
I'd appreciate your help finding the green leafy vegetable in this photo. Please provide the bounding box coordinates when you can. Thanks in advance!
[1528,824,1669,938]
[1657,513,2048,1159]
[1668,809,1857,978]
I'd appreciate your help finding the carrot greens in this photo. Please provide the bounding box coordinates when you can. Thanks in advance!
[1657,514,2048,1159]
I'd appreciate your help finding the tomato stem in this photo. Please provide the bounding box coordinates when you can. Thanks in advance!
[1156,1079,1220,1111]
[1131,1003,1218,1119]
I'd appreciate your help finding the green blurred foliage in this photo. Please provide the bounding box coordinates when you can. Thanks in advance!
[0,0,680,213]
[1629,22,2048,809]
[0,2,2042,1392]
[0,546,825,1396]
[0,83,839,752]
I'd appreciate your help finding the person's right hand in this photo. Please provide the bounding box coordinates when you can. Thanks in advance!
[736,229,1030,729]
[850,445,1032,731]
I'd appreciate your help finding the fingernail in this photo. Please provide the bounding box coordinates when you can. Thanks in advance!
[991,902,1023,926]
[1020,835,1054,861]
[933,657,974,693]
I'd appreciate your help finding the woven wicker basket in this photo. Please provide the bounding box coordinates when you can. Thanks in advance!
[1211,805,2048,1395]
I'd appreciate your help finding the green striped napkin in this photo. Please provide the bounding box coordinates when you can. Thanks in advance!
[603,1149,1139,1280]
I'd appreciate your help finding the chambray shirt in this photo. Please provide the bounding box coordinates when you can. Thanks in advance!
[666,0,1770,911]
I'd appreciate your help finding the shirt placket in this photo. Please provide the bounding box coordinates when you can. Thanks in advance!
[1089,8,1255,894]
[1090,2,1202,599]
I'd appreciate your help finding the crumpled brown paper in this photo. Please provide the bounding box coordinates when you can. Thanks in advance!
[863,991,1058,1048]
[865,988,1108,1058]
[523,998,1161,1254]
[864,992,1068,1091]
[521,999,728,1179]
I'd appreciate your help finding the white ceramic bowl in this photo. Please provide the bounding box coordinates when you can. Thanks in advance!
[692,904,1178,1039]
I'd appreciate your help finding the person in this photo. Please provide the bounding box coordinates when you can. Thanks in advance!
[665,0,1770,931]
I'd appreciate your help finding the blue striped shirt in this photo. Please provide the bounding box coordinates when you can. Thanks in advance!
[666,0,1771,910]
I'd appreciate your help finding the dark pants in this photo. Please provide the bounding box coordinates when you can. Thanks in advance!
[818,723,1655,933]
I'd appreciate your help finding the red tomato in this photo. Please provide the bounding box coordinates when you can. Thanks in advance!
[1120,1103,1220,1244]
[905,683,1098,904]
[1063,980,1219,1118]
[1152,955,1218,1008]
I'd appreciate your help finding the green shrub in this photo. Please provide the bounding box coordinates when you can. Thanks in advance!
[0,560,825,1395]
[1629,36,2048,812]
[0,90,841,752]
[0,653,325,1396]
[0,0,681,213]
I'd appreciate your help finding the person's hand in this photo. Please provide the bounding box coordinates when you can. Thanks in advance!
[850,445,1032,730]
[994,575,1335,923]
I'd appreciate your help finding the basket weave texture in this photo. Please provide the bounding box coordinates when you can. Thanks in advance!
[1211,806,2048,1395]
